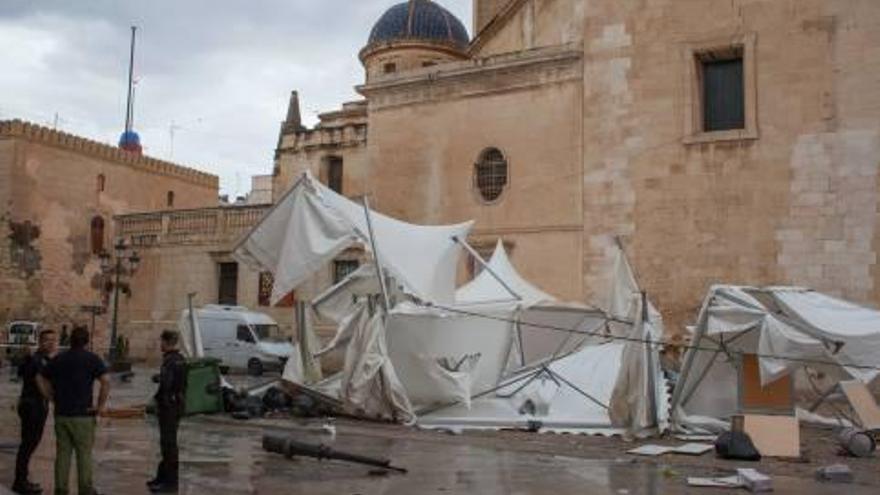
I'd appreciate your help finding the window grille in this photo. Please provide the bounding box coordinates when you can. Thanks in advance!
[334,259,360,284]
[474,148,508,202]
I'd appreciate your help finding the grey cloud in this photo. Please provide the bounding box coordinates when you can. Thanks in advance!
[0,0,472,195]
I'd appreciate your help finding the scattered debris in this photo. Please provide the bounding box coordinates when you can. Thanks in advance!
[836,381,880,430]
[627,443,713,456]
[838,428,876,458]
[101,406,146,419]
[737,468,773,493]
[686,475,741,488]
[815,464,854,484]
[740,414,800,458]
[262,434,407,474]
[674,434,716,442]
[714,430,762,461]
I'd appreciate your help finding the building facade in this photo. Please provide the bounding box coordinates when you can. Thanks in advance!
[118,0,880,359]
[0,119,218,350]
[272,0,880,328]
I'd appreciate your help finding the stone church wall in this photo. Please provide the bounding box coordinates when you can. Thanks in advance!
[580,0,880,334]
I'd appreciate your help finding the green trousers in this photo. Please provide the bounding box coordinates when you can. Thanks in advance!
[53,416,96,495]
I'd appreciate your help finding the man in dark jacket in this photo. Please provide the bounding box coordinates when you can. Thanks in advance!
[37,326,109,495]
[148,330,187,493]
[13,329,57,495]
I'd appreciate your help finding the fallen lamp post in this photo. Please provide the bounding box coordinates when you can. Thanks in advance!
[262,434,407,474]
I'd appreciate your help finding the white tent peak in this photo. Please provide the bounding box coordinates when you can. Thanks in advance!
[455,239,556,305]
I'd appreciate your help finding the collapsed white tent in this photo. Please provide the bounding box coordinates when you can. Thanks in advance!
[455,240,555,306]
[671,285,880,429]
[418,242,669,438]
[233,171,473,305]
[233,173,666,435]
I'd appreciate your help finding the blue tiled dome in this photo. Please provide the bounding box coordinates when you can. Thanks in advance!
[367,0,469,51]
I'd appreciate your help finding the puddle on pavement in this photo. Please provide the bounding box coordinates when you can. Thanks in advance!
[1,366,876,494]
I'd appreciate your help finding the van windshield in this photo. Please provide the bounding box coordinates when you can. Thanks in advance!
[253,324,286,343]
[9,324,35,335]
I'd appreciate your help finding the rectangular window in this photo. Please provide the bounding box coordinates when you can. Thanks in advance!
[683,33,757,144]
[703,57,745,132]
[383,62,397,74]
[327,157,343,194]
[218,262,238,305]
[334,259,360,284]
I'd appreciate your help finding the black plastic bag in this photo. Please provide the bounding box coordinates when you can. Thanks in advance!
[715,431,762,461]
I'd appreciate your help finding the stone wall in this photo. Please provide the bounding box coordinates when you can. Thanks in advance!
[0,120,218,349]
[361,45,585,300]
[580,0,880,333]
[472,0,584,57]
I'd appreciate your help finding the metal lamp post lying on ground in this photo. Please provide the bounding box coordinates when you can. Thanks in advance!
[99,238,140,364]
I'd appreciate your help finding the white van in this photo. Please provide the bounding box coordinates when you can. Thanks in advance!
[186,305,295,376]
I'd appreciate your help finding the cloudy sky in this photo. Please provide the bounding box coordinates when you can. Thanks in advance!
[0,0,472,196]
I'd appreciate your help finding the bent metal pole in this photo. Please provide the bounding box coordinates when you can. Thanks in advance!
[452,235,521,302]
[361,196,391,313]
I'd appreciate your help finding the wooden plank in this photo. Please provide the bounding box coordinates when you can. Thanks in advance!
[740,354,794,413]
[839,380,880,430]
[742,414,800,458]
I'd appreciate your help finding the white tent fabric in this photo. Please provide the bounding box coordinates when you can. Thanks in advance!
[672,285,880,427]
[419,342,640,435]
[340,310,415,422]
[455,240,556,305]
[234,172,472,305]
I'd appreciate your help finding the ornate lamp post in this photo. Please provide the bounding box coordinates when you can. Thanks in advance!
[99,239,140,362]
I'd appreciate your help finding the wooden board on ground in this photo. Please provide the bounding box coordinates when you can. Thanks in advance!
[839,380,880,430]
[740,354,794,413]
[742,414,800,458]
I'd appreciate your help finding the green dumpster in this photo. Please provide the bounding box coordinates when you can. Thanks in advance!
[184,358,224,416]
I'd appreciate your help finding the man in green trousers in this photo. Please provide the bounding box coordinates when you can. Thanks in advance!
[37,327,110,495]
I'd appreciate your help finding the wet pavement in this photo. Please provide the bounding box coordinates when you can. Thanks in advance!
[1,366,876,494]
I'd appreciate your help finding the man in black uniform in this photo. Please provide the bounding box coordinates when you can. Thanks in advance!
[13,329,58,494]
[148,330,187,493]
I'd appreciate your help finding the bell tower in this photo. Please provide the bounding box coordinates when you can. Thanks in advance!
[474,0,509,34]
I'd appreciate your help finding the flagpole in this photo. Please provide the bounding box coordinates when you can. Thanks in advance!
[124,26,137,133]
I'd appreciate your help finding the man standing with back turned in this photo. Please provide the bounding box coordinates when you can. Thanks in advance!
[147,330,187,493]
[13,329,58,494]
[37,327,109,495]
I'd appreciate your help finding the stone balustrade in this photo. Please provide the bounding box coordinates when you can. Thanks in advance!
[115,205,270,248]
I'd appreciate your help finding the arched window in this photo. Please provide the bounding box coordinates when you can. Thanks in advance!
[166,191,175,208]
[90,216,105,255]
[474,148,508,202]
[97,174,106,193]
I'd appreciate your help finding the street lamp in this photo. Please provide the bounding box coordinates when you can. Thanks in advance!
[100,238,140,363]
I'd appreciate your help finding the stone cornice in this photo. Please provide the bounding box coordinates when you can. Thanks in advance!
[0,119,218,189]
[357,44,582,110]
[359,39,468,64]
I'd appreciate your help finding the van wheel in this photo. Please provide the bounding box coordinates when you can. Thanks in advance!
[247,359,263,377]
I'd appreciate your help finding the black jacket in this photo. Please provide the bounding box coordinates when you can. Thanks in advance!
[18,351,51,404]
[155,350,187,416]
